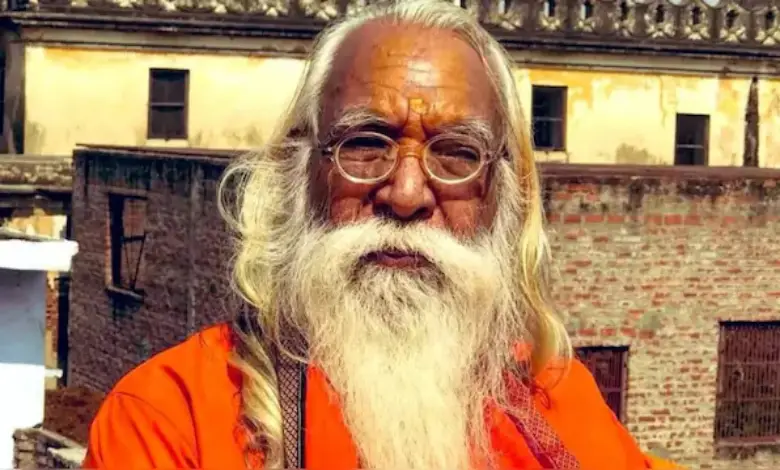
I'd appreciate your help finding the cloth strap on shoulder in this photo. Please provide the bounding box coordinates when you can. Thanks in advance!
[276,341,307,469]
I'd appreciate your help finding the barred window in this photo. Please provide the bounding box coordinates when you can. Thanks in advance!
[531,85,567,151]
[576,346,629,422]
[716,321,780,443]
[147,68,189,140]
[674,113,709,165]
[108,194,148,295]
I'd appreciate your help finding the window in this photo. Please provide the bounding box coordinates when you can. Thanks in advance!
[108,194,148,295]
[532,86,567,150]
[576,346,629,422]
[147,68,189,140]
[674,114,709,165]
[715,322,780,444]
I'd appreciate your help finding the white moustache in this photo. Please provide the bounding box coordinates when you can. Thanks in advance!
[302,219,493,283]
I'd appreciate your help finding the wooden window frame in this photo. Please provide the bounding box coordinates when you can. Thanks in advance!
[107,193,148,299]
[147,68,189,140]
[531,85,567,151]
[674,113,710,165]
[575,345,629,423]
[715,321,780,449]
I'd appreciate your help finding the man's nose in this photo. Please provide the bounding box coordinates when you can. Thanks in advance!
[373,153,436,222]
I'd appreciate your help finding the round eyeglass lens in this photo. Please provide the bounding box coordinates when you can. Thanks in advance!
[336,133,396,181]
[425,137,483,181]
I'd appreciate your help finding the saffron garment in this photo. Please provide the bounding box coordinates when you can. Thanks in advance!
[83,325,680,469]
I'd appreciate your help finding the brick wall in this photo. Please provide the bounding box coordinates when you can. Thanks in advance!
[69,152,780,468]
[543,164,780,469]
[68,148,242,392]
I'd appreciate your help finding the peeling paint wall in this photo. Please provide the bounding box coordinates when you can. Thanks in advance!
[759,79,780,169]
[23,45,306,154]
[23,43,780,169]
[4,209,66,240]
[514,68,780,168]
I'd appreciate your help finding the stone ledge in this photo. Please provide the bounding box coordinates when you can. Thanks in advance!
[13,427,86,469]
[0,155,72,187]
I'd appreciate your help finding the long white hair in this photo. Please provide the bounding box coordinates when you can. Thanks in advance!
[219,1,571,467]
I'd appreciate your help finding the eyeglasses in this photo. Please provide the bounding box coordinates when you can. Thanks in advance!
[322,131,495,185]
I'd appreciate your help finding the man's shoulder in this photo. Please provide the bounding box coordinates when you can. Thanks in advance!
[84,324,245,468]
[110,323,237,402]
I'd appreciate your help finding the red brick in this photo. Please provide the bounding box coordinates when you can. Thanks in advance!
[664,214,683,225]
[66,160,780,469]
[684,215,701,225]
[545,170,780,467]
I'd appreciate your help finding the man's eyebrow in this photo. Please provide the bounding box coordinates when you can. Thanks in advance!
[326,109,501,155]
[430,118,496,150]
[327,107,397,138]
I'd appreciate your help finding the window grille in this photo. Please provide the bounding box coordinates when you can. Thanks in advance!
[576,346,629,422]
[716,321,780,443]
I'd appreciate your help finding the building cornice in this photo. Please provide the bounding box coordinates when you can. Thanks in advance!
[1,0,778,61]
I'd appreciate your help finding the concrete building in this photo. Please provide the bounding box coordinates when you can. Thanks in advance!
[0,0,777,165]
[0,228,77,468]
[0,155,72,387]
[69,144,780,468]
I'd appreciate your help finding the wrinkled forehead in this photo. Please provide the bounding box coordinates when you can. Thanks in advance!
[319,21,500,138]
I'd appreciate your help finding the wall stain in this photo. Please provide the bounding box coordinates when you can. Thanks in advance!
[615,143,663,165]
[25,122,46,154]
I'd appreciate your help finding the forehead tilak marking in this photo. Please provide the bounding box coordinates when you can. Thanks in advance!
[408,97,428,115]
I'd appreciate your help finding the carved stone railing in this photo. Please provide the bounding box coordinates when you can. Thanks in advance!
[484,0,780,47]
[4,0,779,55]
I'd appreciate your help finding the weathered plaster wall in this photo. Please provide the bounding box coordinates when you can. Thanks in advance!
[22,43,779,169]
[759,79,780,168]
[516,69,780,168]
[23,45,305,154]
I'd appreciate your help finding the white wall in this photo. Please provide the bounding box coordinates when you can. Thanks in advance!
[0,269,46,468]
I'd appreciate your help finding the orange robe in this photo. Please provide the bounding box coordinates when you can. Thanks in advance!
[83,325,680,469]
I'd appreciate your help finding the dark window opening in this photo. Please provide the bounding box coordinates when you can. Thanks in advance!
[147,68,189,140]
[576,346,629,422]
[766,10,776,29]
[655,5,665,23]
[108,194,148,295]
[544,0,556,17]
[619,1,629,22]
[581,0,594,20]
[716,322,780,444]
[532,86,566,151]
[726,9,738,29]
[691,6,702,26]
[674,114,709,165]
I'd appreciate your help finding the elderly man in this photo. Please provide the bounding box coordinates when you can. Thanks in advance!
[83,1,679,469]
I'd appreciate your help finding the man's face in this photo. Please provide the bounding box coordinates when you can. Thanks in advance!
[282,24,519,469]
[315,22,500,251]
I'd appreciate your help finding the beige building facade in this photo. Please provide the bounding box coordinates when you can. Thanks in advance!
[1,1,777,167]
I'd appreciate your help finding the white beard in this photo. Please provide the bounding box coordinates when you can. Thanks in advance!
[279,218,521,470]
